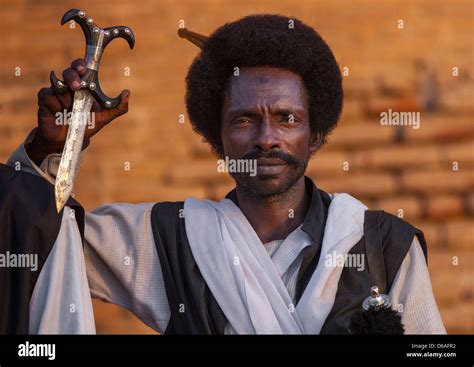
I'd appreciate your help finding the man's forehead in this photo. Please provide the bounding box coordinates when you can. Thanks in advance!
[225,66,308,109]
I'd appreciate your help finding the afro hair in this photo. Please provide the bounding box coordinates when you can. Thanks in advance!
[185,14,343,156]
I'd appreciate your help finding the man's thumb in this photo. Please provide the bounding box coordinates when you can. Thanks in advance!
[108,89,130,117]
[98,90,130,128]
[116,89,130,113]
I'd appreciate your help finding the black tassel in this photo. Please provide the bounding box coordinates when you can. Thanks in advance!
[349,307,404,334]
[348,286,405,335]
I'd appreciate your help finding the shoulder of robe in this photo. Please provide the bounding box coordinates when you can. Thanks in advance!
[150,201,185,244]
[0,163,57,210]
[0,162,84,246]
[377,210,427,261]
[151,201,184,223]
[364,209,428,292]
[0,163,82,222]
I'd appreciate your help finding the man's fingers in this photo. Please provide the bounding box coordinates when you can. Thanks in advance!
[37,87,53,103]
[97,90,131,129]
[37,105,58,125]
[38,87,62,113]
[71,59,87,76]
[62,68,81,91]
[55,91,73,111]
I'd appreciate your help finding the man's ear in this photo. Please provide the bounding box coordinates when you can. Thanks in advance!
[309,132,323,156]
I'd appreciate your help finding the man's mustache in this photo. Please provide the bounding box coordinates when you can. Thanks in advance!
[240,149,301,166]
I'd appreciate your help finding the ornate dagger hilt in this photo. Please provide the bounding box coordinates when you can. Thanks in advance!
[50,8,135,109]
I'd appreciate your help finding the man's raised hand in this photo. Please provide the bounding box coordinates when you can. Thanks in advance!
[27,58,130,166]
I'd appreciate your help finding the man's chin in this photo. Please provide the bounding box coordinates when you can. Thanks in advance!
[233,173,298,198]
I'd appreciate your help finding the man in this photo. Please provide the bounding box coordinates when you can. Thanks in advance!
[3,14,445,334]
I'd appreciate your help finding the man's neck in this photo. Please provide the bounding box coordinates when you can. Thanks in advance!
[235,177,310,244]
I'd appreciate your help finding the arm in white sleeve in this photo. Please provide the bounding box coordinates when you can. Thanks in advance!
[7,131,171,333]
[84,203,171,332]
[389,236,446,334]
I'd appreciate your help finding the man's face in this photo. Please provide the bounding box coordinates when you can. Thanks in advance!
[220,66,319,197]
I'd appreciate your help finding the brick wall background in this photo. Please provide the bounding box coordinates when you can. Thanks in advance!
[0,0,472,334]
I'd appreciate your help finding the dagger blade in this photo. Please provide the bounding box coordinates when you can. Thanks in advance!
[54,89,94,212]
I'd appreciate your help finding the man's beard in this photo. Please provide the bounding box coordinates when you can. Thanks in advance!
[230,149,308,198]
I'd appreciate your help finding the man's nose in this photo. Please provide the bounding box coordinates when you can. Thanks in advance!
[254,119,281,151]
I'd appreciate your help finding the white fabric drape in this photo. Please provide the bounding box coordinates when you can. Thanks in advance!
[184,193,367,334]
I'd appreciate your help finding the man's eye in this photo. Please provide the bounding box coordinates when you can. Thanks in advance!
[234,118,251,125]
[281,114,296,123]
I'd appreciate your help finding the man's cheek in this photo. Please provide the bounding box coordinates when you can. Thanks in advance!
[222,141,247,159]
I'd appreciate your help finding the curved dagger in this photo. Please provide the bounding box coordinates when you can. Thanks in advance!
[53,9,134,212]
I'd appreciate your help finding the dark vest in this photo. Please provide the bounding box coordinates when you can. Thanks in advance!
[151,177,427,334]
[0,164,84,334]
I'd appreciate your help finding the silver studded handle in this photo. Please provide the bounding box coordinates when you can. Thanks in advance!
[50,9,135,109]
